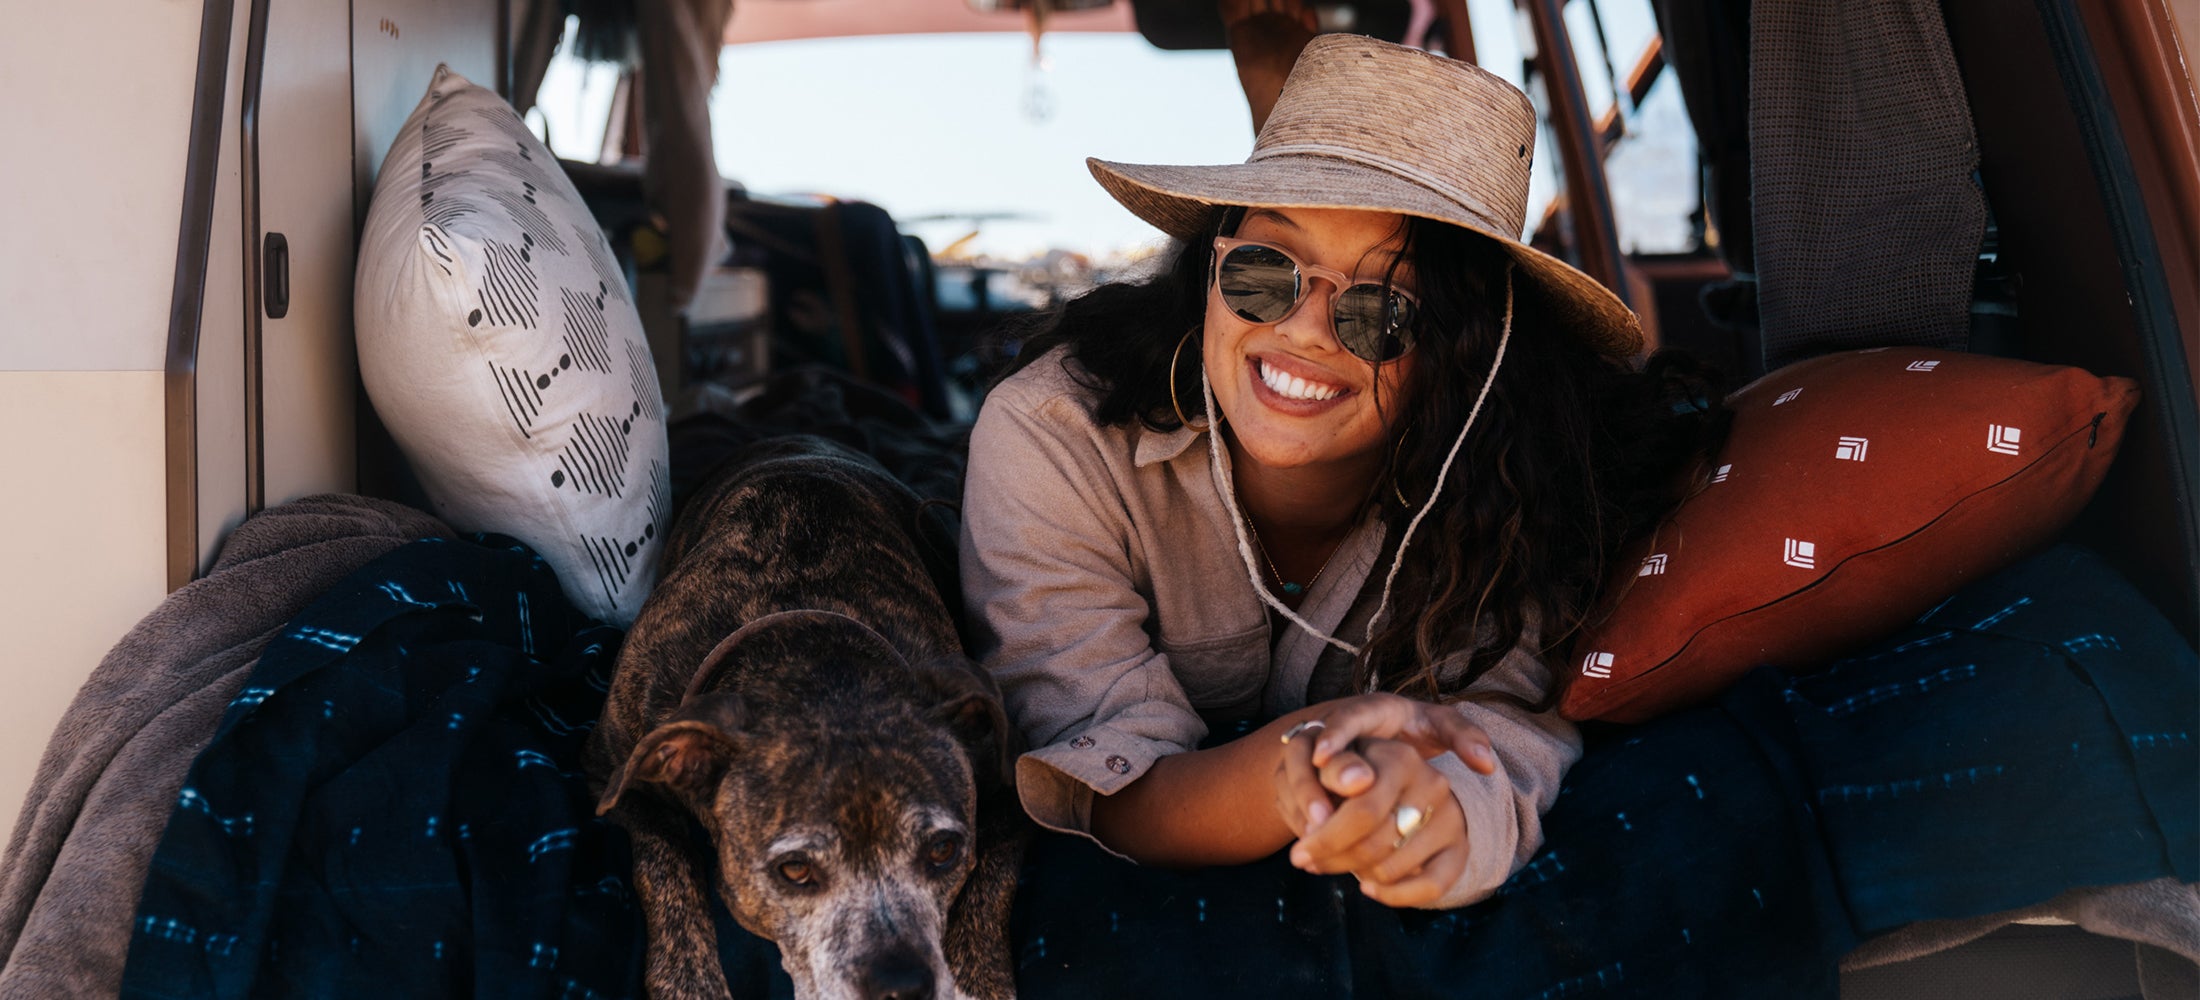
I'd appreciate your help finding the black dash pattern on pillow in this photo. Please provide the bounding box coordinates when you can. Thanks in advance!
[561,288,615,373]
[643,459,670,528]
[554,411,634,498]
[469,104,543,149]
[580,460,672,608]
[577,229,628,303]
[491,362,547,439]
[626,341,663,422]
[422,227,457,278]
[473,238,540,329]
[486,186,571,255]
[482,147,564,197]
[359,64,669,624]
[582,534,636,607]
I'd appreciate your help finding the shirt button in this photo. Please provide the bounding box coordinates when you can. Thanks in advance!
[1070,736,1095,749]
[1105,755,1131,775]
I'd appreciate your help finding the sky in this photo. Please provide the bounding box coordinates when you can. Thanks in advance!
[711,33,1255,260]
[529,0,1696,261]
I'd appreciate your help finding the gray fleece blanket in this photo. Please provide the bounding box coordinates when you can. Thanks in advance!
[0,495,448,1000]
[1842,877,2200,997]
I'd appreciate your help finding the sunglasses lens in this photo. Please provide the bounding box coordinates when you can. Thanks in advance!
[1334,286,1417,362]
[1216,241,1418,363]
[1217,244,1300,324]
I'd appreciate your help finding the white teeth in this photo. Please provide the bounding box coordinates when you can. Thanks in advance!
[1259,360,1341,401]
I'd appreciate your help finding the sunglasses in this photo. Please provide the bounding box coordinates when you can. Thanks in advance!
[1211,237,1421,363]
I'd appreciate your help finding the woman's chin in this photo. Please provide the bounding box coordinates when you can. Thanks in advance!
[1224,399,1386,476]
[1227,419,1383,478]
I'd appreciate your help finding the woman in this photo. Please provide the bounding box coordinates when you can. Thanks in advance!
[953,33,2199,1000]
[959,35,1714,909]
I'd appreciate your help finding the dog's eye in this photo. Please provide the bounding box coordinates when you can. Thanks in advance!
[777,859,815,886]
[922,833,962,871]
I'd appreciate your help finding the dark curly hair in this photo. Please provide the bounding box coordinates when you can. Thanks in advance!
[994,208,1726,706]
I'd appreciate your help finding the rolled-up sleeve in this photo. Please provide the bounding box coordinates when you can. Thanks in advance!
[1426,640,1581,909]
[959,374,1208,848]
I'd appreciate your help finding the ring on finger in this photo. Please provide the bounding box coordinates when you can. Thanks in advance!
[1392,804,1429,848]
[1280,720,1327,746]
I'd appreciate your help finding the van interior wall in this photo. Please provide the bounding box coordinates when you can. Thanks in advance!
[349,0,505,508]
[0,0,217,854]
[1940,0,2200,643]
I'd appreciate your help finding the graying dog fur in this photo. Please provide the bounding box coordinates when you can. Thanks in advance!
[587,437,1022,1000]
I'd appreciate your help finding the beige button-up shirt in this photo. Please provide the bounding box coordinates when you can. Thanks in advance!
[959,349,1580,908]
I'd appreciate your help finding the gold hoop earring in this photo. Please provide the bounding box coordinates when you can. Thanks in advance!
[1169,329,1210,431]
[1390,430,1416,508]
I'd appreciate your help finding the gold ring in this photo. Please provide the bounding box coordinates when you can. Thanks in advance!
[1392,804,1428,847]
[1280,720,1326,746]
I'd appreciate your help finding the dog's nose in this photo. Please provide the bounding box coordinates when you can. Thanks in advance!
[859,948,934,1000]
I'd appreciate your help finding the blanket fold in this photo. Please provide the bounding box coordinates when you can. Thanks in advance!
[0,495,449,1000]
[119,533,641,999]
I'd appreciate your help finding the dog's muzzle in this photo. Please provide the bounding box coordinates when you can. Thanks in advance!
[858,945,935,1000]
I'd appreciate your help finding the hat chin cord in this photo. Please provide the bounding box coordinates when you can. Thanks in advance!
[1203,266,1516,679]
[1204,361,1364,657]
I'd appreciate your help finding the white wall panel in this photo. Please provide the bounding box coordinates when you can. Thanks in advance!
[0,2,204,372]
[197,0,252,576]
[0,372,169,849]
[260,0,361,506]
[354,0,500,212]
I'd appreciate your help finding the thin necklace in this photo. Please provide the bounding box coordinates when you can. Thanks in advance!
[1243,512,1340,598]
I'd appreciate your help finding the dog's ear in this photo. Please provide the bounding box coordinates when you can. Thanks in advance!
[914,656,1018,786]
[596,692,746,815]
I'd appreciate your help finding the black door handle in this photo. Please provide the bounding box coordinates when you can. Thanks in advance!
[263,231,289,319]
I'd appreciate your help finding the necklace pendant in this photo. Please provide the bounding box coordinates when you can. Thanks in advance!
[1280,582,1305,596]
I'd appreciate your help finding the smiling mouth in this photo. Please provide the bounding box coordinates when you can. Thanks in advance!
[1256,359,1345,402]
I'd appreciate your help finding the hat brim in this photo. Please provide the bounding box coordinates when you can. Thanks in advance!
[1089,155,1644,360]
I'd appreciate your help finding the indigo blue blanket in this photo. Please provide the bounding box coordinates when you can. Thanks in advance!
[1004,545,2197,998]
[122,536,643,1000]
[122,538,2193,999]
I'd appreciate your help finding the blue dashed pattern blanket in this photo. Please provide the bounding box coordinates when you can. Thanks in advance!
[121,536,643,1000]
[117,536,2193,998]
[1003,545,2197,998]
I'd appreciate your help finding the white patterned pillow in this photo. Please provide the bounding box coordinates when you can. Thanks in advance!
[356,65,668,624]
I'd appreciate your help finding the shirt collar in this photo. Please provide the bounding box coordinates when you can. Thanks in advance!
[1132,420,1206,468]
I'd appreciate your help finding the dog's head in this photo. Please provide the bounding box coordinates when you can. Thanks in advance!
[597,613,1012,1000]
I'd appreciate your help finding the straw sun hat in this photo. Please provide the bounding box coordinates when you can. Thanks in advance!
[1089,33,1643,359]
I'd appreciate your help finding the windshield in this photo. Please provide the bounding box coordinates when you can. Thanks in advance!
[530,13,1697,262]
[535,32,1254,263]
[712,34,1253,262]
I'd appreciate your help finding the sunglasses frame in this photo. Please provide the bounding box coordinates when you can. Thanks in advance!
[1209,236,1421,363]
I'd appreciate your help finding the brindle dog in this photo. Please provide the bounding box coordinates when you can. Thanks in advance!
[588,436,1022,1000]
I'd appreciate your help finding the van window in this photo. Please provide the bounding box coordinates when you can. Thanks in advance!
[528,16,1701,263]
[535,31,1252,264]
[1465,0,1703,257]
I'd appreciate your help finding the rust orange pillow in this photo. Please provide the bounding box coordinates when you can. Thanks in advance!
[1560,348,2140,724]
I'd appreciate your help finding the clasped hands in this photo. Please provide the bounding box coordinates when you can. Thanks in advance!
[1271,693,1497,907]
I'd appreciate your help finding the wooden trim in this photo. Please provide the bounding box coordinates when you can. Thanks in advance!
[1524,0,1631,304]
[1629,254,1732,283]
[1436,0,1477,64]
[2039,0,2200,618]
[2092,0,2199,375]
[1535,38,1667,240]
[241,0,270,517]
[1597,36,1666,152]
[497,0,514,100]
[165,0,238,591]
